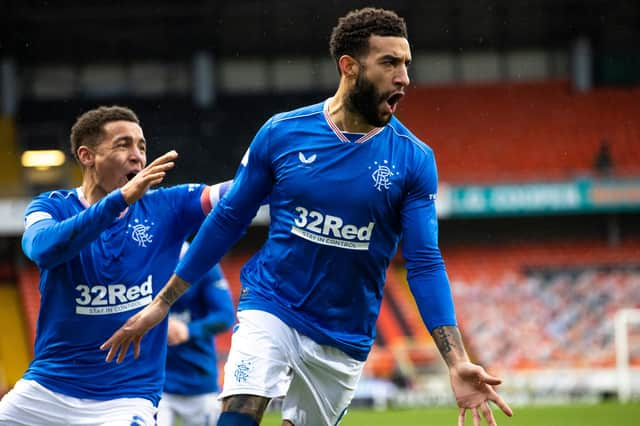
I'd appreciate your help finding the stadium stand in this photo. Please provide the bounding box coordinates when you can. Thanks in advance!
[14,81,640,190]
[444,239,640,370]
[398,80,640,183]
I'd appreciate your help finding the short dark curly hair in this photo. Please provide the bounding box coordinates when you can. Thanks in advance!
[70,105,139,162]
[329,8,407,72]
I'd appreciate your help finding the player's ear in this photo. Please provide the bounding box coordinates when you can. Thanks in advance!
[76,145,95,168]
[338,55,359,79]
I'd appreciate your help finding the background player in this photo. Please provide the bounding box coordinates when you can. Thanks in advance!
[158,241,235,426]
[0,105,232,426]
[102,8,513,426]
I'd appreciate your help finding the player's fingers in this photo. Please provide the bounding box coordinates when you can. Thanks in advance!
[146,161,174,175]
[101,332,121,362]
[472,407,481,426]
[147,150,178,167]
[481,402,496,426]
[133,335,142,359]
[149,177,166,188]
[479,370,502,386]
[104,347,114,362]
[143,171,167,185]
[99,335,113,352]
[458,407,466,426]
[489,390,513,417]
[117,339,132,364]
[102,341,118,362]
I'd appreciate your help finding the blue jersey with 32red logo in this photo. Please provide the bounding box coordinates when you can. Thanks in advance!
[178,99,456,361]
[22,184,207,404]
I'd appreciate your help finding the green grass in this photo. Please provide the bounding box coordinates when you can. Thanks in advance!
[261,402,640,426]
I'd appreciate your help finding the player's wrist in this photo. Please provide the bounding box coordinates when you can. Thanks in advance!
[157,293,173,308]
[157,275,190,307]
[119,186,135,205]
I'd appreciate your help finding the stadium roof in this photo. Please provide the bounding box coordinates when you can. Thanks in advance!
[2,0,638,63]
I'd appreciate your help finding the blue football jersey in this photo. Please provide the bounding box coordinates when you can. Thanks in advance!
[178,99,456,361]
[164,263,234,395]
[22,184,209,405]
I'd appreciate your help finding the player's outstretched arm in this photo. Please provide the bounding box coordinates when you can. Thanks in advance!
[120,150,178,205]
[432,325,513,426]
[100,274,191,363]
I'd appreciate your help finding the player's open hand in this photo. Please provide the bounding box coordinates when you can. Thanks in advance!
[100,298,170,363]
[121,150,178,205]
[449,361,513,426]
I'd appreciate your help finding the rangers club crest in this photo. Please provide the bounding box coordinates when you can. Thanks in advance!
[369,160,398,192]
[126,218,154,247]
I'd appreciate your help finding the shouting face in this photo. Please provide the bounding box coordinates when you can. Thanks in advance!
[86,120,147,196]
[346,35,411,127]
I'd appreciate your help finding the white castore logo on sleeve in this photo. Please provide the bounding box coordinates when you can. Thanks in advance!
[291,206,374,250]
[74,275,153,315]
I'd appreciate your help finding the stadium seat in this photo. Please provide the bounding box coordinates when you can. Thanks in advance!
[398,80,640,183]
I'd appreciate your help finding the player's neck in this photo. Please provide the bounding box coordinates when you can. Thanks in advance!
[328,88,376,134]
[80,178,107,206]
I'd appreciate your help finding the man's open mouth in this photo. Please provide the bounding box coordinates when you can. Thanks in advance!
[386,93,404,112]
[126,172,138,181]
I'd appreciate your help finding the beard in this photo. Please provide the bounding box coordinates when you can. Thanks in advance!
[345,71,391,128]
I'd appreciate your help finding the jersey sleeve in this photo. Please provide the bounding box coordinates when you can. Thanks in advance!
[401,148,457,332]
[22,189,128,269]
[164,183,209,225]
[176,118,275,284]
[187,264,235,339]
[160,180,234,238]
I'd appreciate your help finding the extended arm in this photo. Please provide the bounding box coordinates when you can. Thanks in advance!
[401,150,512,425]
[404,204,512,425]
[23,150,178,269]
[23,190,128,269]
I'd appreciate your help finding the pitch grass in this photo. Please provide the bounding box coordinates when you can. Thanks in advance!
[261,402,640,425]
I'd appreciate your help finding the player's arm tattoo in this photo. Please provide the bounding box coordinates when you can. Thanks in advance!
[432,325,469,367]
[157,275,190,306]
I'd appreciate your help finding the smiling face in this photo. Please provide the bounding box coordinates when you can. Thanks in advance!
[345,35,411,127]
[80,120,147,196]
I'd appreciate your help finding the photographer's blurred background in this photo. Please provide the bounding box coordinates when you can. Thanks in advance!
[1,0,639,408]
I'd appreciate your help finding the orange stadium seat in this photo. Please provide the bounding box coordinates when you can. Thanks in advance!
[398,80,640,183]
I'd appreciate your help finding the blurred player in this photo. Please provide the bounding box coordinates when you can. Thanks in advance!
[157,242,235,426]
[102,8,513,426]
[0,106,232,426]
